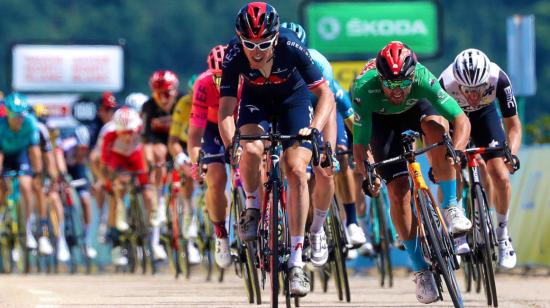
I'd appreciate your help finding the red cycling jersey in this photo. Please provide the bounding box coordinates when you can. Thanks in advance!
[101,126,148,185]
[190,70,241,128]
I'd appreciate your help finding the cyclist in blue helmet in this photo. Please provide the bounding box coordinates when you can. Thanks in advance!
[0,93,54,255]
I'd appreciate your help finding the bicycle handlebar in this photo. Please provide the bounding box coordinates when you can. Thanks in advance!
[231,128,322,167]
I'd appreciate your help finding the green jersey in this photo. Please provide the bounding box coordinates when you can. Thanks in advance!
[352,60,463,145]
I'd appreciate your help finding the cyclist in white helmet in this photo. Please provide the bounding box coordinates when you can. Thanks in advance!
[125,93,149,113]
[439,48,522,269]
[99,107,159,265]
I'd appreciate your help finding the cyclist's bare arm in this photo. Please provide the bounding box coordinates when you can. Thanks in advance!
[344,115,353,133]
[187,125,205,164]
[44,150,59,180]
[503,115,522,155]
[168,135,183,158]
[450,113,471,151]
[218,96,238,148]
[309,82,335,131]
[54,148,68,176]
[28,145,43,174]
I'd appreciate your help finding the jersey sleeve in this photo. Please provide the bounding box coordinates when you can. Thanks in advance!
[220,38,242,98]
[170,96,189,137]
[189,77,210,129]
[417,67,463,122]
[101,131,116,163]
[291,41,325,90]
[28,117,40,146]
[332,80,354,119]
[351,77,374,145]
[495,70,518,118]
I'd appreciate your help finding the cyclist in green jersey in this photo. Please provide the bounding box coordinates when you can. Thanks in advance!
[352,41,471,304]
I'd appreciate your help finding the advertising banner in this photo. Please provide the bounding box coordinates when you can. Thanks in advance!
[12,44,124,92]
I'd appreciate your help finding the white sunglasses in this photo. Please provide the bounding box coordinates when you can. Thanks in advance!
[240,35,277,51]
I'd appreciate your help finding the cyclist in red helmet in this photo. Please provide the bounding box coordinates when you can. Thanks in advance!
[141,69,182,261]
[219,2,336,296]
[352,41,471,304]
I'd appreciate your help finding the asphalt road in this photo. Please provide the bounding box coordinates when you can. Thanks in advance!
[0,267,549,308]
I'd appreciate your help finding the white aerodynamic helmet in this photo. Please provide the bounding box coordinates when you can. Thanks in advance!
[452,48,491,87]
[113,107,142,132]
[124,92,149,112]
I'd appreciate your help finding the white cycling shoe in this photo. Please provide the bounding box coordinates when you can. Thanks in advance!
[413,269,439,304]
[57,238,71,262]
[215,237,232,269]
[309,230,328,267]
[188,241,201,264]
[347,223,367,246]
[498,237,517,269]
[112,246,128,266]
[444,206,472,234]
[86,245,98,259]
[152,244,167,260]
[39,236,54,255]
[26,232,38,250]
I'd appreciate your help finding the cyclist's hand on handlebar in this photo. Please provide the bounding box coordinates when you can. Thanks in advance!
[362,176,381,198]
[191,163,202,182]
[298,126,314,136]
[505,154,520,174]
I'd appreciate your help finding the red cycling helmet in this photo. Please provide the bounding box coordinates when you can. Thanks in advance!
[375,41,417,80]
[149,70,180,91]
[235,2,280,40]
[101,91,117,109]
[207,45,227,74]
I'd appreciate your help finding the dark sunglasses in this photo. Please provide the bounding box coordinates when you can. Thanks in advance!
[381,78,413,90]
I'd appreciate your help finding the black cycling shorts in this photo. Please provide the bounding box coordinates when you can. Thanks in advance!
[370,99,439,183]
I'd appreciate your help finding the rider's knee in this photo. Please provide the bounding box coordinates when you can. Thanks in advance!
[387,176,411,202]
[421,115,449,136]
[241,141,263,161]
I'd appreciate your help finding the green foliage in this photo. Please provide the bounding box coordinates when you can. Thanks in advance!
[0,0,548,135]
[525,114,550,144]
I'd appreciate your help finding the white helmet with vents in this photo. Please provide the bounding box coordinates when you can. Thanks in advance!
[452,48,491,87]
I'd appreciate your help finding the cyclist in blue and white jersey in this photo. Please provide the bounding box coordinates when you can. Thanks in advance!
[439,49,522,269]
[218,2,335,296]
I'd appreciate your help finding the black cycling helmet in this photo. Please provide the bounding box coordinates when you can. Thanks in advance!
[235,2,280,39]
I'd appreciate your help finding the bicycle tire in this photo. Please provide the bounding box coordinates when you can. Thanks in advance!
[474,185,498,307]
[330,198,351,302]
[418,190,464,308]
[269,184,280,308]
[462,252,474,292]
[15,199,30,274]
[375,195,393,288]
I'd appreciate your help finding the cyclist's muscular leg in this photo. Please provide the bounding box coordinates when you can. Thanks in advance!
[486,157,511,224]
[205,163,228,223]
[205,162,230,265]
[239,124,264,209]
[18,175,34,222]
[421,115,453,182]
[284,146,311,238]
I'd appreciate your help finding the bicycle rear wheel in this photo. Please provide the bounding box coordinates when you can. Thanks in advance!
[474,185,498,307]
[418,190,463,308]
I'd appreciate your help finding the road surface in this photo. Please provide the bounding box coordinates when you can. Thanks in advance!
[0,268,548,307]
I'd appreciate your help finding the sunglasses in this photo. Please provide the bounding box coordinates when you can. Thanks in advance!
[241,35,277,51]
[153,89,177,100]
[7,110,26,119]
[381,78,413,90]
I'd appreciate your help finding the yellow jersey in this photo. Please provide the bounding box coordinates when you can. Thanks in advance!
[169,94,192,143]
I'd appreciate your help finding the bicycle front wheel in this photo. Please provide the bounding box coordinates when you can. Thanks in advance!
[418,190,463,308]
[269,185,281,308]
[474,185,498,307]
[329,197,351,302]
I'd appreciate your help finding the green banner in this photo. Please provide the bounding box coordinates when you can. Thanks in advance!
[302,1,441,59]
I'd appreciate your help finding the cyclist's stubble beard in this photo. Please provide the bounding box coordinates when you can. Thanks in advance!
[382,86,412,105]
[464,91,482,107]
[244,45,275,71]
[8,117,23,132]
